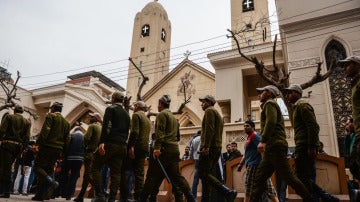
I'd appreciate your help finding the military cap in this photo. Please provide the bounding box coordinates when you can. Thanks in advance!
[14,104,24,113]
[135,101,147,109]
[51,102,63,108]
[199,95,216,105]
[338,56,360,66]
[89,112,102,122]
[112,91,124,101]
[159,94,171,104]
[284,84,303,94]
[256,85,280,96]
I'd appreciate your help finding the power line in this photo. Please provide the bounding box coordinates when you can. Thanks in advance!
[4,1,358,89]
[16,24,358,91]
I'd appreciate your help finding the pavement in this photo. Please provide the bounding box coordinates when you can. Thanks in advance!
[0,194,93,202]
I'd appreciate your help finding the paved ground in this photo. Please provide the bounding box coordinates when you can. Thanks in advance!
[1,194,93,202]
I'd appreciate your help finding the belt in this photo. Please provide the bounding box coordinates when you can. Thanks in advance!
[2,140,22,145]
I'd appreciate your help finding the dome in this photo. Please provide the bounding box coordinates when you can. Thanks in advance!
[141,1,168,19]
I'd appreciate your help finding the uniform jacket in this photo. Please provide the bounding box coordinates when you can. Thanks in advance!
[128,110,151,153]
[100,103,130,145]
[292,99,319,151]
[154,109,179,150]
[200,106,223,149]
[0,113,31,145]
[260,99,288,150]
[352,74,360,137]
[37,112,70,150]
[84,122,102,152]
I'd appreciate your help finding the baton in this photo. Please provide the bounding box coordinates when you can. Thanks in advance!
[156,157,172,184]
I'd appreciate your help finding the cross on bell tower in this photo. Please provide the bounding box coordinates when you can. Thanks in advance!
[126,1,171,99]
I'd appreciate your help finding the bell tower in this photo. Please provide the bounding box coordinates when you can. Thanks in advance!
[230,0,272,48]
[126,0,171,99]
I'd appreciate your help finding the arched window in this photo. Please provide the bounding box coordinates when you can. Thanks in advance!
[325,40,346,71]
[325,39,351,160]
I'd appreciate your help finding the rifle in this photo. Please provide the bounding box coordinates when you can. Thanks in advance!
[156,157,172,184]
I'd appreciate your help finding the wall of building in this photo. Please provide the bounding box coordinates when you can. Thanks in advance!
[276,0,360,156]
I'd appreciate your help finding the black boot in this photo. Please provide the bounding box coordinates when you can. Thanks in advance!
[0,192,10,198]
[73,197,84,202]
[42,175,59,200]
[221,185,237,202]
[32,180,45,201]
[74,183,88,202]
[174,194,184,202]
[184,191,196,202]
[314,185,340,202]
[107,189,117,202]
[91,185,106,202]
[137,192,150,202]
[0,182,11,198]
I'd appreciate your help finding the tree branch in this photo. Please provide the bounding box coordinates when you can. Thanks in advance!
[300,60,335,90]
[129,57,149,101]
[227,29,253,63]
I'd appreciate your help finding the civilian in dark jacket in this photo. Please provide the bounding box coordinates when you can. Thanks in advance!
[59,127,85,200]
[13,141,35,195]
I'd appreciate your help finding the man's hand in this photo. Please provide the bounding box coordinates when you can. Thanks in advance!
[257,142,266,153]
[99,143,106,156]
[153,149,161,159]
[129,146,135,159]
[201,147,209,156]
[308,148,317,162]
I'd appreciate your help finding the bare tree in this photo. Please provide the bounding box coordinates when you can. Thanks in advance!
[227,29,336,120]
[0,70,39,120]
[0,71,20,111]
[127,58,191,117]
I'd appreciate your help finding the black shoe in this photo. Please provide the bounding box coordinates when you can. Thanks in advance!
[0,193,10,198]
[91,196,106,202]
[43,176,59,200]
[32,195,44,201]
[73,197,84,202]
[321,194,340,202]
[225,189,237,202]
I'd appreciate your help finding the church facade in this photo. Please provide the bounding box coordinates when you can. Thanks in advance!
[0,0,358,157]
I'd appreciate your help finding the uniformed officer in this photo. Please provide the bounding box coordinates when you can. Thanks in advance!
[339,56,360,184]
[32,102,71,201]
[285,84,339,201]
[250,85,311,201]
[91,91,130,202]
[127,101,151,201]
[0,105,31,198]
[139,95,196,202]
[74,112,102,202]
[198,95,237,202]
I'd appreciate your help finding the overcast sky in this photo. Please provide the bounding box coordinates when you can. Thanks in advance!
[0,0,277,90]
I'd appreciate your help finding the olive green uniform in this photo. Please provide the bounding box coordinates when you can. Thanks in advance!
[250,99,311,200]
[34,112,70,198]
[0,113,31,194]
[292,99,320,194]
[91,103,130,201]
[128,111,151,199]
[350,75,360,180]
[76,122,102,199]
[198,106,224,200]
[141,109,191,200]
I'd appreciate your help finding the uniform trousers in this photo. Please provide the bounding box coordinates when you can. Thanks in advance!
[250,147,311,200]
